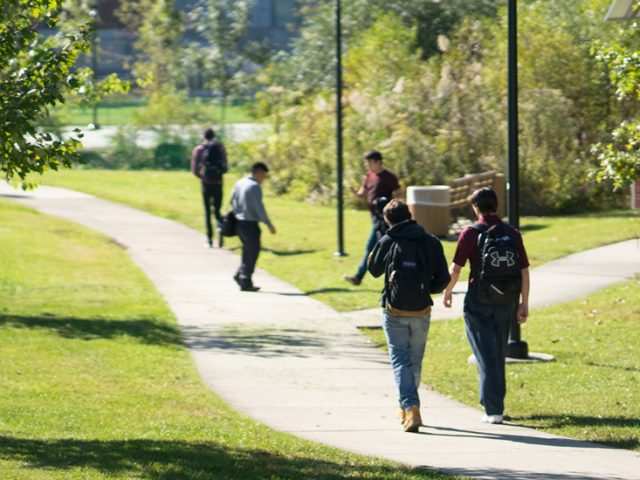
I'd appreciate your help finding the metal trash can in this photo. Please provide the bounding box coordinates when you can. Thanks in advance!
[407,186,451,237]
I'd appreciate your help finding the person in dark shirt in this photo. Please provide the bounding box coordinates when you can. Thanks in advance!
[344,150,401,286]
[443,187,530,424]
[191,128,228,248]
[368,199,450,432]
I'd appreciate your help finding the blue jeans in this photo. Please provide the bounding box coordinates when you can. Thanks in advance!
[464,293,517,416]
[356,218,378,280]
[382,310,431,409]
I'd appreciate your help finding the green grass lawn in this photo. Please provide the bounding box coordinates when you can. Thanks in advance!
[0,199,457,480]
[48,100,255,126]
[364,277,640,450]
[41,169,640,312]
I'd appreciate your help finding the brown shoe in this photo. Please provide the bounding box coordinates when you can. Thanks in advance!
[397,408,406,424]
[402,405,422,433]
[343,274,362,286]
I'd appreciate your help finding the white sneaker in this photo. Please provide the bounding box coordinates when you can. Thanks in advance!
[481,414,504,424]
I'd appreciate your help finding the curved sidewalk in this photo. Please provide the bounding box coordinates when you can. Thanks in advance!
[3,184,640,480]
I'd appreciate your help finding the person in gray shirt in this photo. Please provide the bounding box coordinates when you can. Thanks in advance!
[230,162,277,291]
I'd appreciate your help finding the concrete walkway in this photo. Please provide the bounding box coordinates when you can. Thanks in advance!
[3,183,640,480]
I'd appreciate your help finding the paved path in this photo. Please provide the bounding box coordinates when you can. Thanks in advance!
[3,184,640,480]
[60,123,268,149]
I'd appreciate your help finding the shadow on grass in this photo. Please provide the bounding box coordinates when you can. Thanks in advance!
[579,211,640,219]
[512,414,640,450]
[0,313,181,347]
[585,361,640,373]
[0,436,436,480]
[262,247,320,256]
[305,287,380,295]
[519,223,549,232]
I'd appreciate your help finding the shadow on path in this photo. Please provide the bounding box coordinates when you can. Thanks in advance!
[441,466,626,480]
[510,415,640,450]
[181,325,326,358]
[181,324,390,365]
[429,425,612,450]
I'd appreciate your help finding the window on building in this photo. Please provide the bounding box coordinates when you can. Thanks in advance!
[251,0,272,28]
[274,0,295,27]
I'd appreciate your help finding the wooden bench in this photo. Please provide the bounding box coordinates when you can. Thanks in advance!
[408,172,507,237]
[449,171,506,220]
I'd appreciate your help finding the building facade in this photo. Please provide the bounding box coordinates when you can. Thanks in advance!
[89,0,299,84]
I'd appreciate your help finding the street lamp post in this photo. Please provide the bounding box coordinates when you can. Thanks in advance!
[90,6,100,129]
[506,0,528,359]
[334,0,345,256]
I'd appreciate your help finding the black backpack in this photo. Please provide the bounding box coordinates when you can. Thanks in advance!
[372,196,390,241]
[385,237,432,312]
[201,143,226,181]
[471,222,522,305]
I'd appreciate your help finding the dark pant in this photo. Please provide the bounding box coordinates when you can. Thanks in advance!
[463,292,517,416]
[202,182,223,241]
[236,220,261,286]
[355,218,379,280]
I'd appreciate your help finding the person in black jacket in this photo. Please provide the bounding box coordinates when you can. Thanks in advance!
[368,199,450,433]
[191,128,228,248]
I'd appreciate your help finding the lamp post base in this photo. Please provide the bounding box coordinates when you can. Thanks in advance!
[468,351,555,365]
[506,340,529,359]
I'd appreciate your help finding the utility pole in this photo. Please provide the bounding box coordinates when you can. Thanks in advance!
[90,6,100,129]
[506,0,528,359]
[334,0,345,256]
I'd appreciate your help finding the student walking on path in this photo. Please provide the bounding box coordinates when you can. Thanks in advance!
[368,199,450,432]
[191,128,228,248]
[230,162,276,292]
[443,187,530,424]
[344,150,401,286]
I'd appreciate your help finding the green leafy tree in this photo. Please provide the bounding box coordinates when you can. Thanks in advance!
[120,0,189,126]
[1,0,92,182]
[257,0,628,212]
[591,24,640,189]
[186,0,259,131]
[265,0,498,96]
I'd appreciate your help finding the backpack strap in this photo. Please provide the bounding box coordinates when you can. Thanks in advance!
[470,222,488,247]
[470,222,488,232]
[417,237,429,273]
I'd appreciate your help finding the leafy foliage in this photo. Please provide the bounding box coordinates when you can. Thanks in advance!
[0,0,91,182]
[591,28,640,189]
[257,0,629,213]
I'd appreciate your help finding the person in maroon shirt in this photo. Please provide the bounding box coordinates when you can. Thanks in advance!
[443,187,530,424]
[344,150,401,286]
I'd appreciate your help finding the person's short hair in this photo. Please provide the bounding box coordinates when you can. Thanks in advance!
[251,162,269,174]
[364,150,383,162]
[204,128,215,140]
[383,198,412,226]
[469,187,498,214]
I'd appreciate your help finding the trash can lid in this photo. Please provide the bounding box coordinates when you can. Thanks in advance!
[407,185,450,205]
